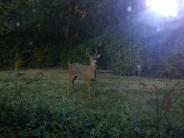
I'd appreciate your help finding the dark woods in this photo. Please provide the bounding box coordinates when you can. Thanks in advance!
[1,0,184,78]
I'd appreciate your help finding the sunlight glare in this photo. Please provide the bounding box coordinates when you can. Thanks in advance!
[146,0,179,17]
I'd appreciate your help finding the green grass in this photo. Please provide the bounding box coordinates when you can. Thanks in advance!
[0,69,184,138]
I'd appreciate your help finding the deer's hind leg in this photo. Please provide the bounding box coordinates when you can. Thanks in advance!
[68,75,77,96]
[68,76,72,96]
[72,75,77,91]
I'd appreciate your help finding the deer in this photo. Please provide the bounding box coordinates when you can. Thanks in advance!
[68,50,101,98]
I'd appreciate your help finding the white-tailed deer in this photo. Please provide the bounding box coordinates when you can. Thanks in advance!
[68,50,101,98]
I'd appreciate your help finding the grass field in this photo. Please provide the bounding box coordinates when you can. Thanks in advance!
[0,69,184,138]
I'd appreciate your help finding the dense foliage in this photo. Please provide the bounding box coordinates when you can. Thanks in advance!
[1,0,184,78]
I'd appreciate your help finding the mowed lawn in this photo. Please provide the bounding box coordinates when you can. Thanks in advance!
[0,69,184,138]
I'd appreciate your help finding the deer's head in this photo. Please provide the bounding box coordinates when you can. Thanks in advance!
[89,49,101,65]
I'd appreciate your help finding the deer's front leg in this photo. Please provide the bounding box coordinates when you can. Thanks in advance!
[92,80,95,97]
[87,80,92,98]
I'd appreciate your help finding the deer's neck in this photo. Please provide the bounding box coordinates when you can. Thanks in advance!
[90,63,96,73]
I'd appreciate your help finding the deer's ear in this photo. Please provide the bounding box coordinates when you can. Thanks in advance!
[96,54,101,58]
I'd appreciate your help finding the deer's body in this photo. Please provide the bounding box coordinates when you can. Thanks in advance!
[68,63,96,80]
[68,53,100,98]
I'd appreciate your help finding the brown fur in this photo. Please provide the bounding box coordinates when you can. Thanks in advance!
[68,55,100,98]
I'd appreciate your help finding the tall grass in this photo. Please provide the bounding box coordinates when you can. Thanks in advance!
[0,70,184,138]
